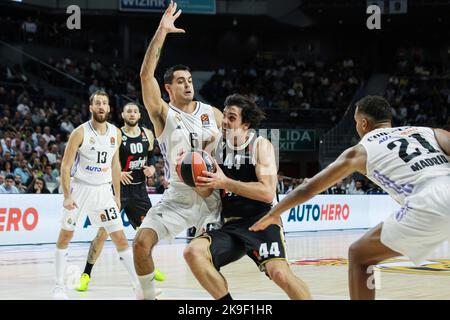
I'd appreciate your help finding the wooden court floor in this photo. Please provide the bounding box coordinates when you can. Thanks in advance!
[0,230,449,300]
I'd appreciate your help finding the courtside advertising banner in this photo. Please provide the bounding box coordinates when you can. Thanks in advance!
[279,194,400,232]
[0,194,400,245]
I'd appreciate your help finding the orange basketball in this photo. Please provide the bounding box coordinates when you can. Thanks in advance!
[176,150,216,187]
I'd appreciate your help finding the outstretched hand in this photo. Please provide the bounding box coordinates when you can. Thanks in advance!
[159,1,186,34]
[248,212,280,232]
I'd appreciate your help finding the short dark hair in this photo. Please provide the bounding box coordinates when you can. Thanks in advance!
[163,65,191,84]
[89,90,109,104]
[356,95,392,123]
[224,94,266,129]
[5,174,14,181]
[123,102,139,111]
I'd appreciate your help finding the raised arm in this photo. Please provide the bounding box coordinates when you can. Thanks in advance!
[249,144,367,231]
[61,126,83,210]
[140,1,185,136]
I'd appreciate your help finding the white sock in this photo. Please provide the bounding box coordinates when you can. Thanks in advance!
[117,247,139,288]
[138,273,156,300]
[55,247,68,287]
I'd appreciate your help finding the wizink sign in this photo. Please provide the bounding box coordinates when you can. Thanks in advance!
[119,0,216,14]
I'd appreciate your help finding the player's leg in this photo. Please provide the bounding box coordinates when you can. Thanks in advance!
[348,223,399,300]
[77,227,109,291]
[127,193,166,282]
[108,226,141,290]
[132,227,159,299]
[55,228,74,288]
[265,260,311,299]
[184,233,243,300]
[54,186,83,299]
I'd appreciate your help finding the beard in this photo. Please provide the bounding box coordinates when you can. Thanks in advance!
[124,119,138,127]
[92,111,109,123]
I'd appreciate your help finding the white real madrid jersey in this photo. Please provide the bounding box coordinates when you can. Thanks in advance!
[359,126,450,204]
[157,101,220,184]
[72,121,119,185]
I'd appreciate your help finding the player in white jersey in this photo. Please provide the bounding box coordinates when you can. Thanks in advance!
[133,1,223,299]
[250,95,450,300]
[53,91,142,299]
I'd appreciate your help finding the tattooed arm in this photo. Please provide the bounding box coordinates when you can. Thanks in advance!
[140,1,185,137]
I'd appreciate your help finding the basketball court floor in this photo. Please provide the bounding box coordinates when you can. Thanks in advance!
[1,229,449,300]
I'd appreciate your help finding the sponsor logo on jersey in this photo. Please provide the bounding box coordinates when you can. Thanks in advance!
[122,135,127,141]
[90,147,95,151]
[201,113,210,126]
[110,137,116,147]
[124,156,146,171]
[89,137,95,144]
[287,203,350,222]
[85,165,109,173]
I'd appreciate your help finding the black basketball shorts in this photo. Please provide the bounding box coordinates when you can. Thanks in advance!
[199,212,288,273]
[121,183,152,229]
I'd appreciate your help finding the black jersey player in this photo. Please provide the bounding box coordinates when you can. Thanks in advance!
[183,94,312,300]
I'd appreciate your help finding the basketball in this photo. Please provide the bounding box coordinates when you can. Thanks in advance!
[176,150,216,187]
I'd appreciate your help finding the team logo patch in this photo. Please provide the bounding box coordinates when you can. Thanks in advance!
[201,113,210,126]
[100,213,107,222]
[122,136,127,141]
[89,137,95,145]
[110,137,115,147]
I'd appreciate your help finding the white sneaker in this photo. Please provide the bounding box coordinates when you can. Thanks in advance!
[52,286,69,300]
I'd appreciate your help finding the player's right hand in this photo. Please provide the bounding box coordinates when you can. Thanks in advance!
[159,1,186,34]
[121,171,133,185]
[63,197,78,210]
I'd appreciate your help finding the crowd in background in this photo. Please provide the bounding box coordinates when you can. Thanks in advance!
[0,15,448,195]
[201,55,362,127]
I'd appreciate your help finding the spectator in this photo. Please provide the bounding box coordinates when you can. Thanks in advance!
[348,179,365,195]
[0,160,14,177]
[42,126,56,144]
[13,159,31,185]
[46,142,60,165]
[34,137,48,157]
[21,17,37,42]
[17,97,31,116]
[43,164,59,192]
[27,177,50,194]
[0,174,4,186]
[2,137,16,157]
[14,174,27,193]
[328,179,347,194]
[0,174,19,194]
[60,116,75,134]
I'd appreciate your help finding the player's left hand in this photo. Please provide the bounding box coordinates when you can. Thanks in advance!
[143,165,156,177]
[248,212,279,232]
[196,160,228,189]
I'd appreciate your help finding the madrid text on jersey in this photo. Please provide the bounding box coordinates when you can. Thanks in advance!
[410,154,449,172]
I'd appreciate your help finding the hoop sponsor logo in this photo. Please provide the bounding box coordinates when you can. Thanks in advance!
[287,203,350,222]
[0,207,39,231]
